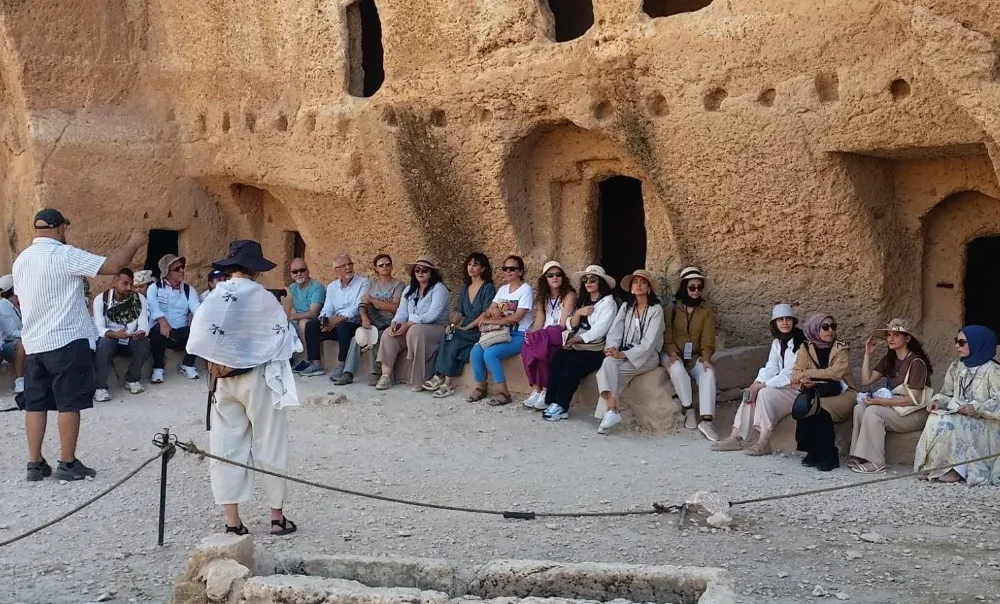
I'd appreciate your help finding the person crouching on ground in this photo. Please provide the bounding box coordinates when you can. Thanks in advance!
[713,304,805,455]
[92,267,152,401]
[187,240,302,536]
[375,256,449,391]
[663,266,719,441]
[593,269,664,434]
[521,261,576,410]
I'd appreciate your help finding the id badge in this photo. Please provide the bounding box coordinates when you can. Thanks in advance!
[118,338,131,346]
[683,341,693,361]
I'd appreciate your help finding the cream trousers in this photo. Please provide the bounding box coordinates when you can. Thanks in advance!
[732,386,798,440]
[209,366,290,508]
[666,358,717,416]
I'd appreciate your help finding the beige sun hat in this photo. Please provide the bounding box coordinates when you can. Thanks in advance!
[406,255,439,271]
[571,264,616,289]
[133,270,155,286]
[873,317,919,340]
[157,254,186,279]
[621,269,656,293]
[540,260,566,276]
[354,324,380,350]
[677,265,709,291]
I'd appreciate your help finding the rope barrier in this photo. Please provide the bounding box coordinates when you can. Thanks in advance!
[0,447,169,548]
[173,439,677,519]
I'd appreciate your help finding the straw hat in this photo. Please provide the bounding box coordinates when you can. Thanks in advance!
[771,303,796,321]
[540,260,566,276]
[354,324,380,350]
[406,255,439,271]
[570,264,616,289]
[620,269,655,292]
[677,266,709,290]
[873,318,919,340]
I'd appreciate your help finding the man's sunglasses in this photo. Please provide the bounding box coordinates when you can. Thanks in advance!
[170,265,186,273]
[290,268,307,275]
[821,323,838,331]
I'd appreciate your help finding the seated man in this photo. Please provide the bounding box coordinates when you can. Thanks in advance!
[147,253,200,383]
[0,274,25,396]
[285,257,325,372]
[297,254,369,378]
[92,267,151,401]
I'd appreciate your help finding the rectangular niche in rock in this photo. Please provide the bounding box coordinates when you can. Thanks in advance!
[643,0,713,18]
[546,0,594,42]
[346,0,385,97]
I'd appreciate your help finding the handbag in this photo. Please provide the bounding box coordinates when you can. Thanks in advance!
[792,387,822,420]
[894,361,934,416]
[478,327,511,349]
[562,327,606,352]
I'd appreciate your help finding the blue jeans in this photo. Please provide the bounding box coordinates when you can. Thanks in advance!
[471,331,525,384]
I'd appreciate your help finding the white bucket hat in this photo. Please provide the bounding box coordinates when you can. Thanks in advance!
[133,270,155,286]
[771,303,796,322]
[677,266,709,292]
[570,264,616,289]
[354,324,380,351]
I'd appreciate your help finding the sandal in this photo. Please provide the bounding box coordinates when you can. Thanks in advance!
[488,393,512,407]
[467,387,488,402]
[271,516,297,535]
[743,441,771,456]
[423,376,444,391]
[432,385,456,398]
[849,461,886,474]
[225,523,249,535]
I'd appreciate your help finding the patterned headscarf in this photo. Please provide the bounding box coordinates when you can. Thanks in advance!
[106,291,143,326]
[803,313,834,349]
[960,325,997,368]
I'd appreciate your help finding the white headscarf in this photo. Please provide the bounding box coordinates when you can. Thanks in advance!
[187,277,302,409]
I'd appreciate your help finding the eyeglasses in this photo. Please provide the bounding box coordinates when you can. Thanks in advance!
[376,262,392,268]
[687,284,703,292]
[170,265,185,273]
[582,276,600,284]
[545,272,564,279]
[501,266,520,272]
[290,268,307,275]
[821,323,838,331]
[955,338,968,346]
[413,267,431,275]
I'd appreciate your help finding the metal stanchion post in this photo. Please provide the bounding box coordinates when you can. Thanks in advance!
[152,427,175,546]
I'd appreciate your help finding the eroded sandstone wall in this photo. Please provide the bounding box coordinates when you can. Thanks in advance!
[1,0,999,376]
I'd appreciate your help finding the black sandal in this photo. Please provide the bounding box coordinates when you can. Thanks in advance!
[225,523,249,535]
[271,517,297,535]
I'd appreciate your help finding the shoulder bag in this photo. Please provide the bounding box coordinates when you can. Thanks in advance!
[894,360,935,416]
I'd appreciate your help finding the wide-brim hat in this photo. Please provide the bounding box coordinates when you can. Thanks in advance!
[621,269,655,293]
[406,255,439,271]
[212,240,276,273]
[771,303,796,322]
[873,318,919,341]
[678,266,710,290]
[571,264,616,289]
[354,324,380,350]
[541,260,566,276]
[157,254,187,278]
[133,270,155,286]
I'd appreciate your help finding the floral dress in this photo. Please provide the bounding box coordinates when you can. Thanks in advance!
[913,360,1000,485]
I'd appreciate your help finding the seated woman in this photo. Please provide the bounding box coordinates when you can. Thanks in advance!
[336,254,405,385]
[521,261,576,410]
[423,253,496,398]
[792,313,855,471]
[467,256,534,406]
[541,265,618,421]
[849,318,932,474]
[713,304,805,455]
[374,256,449,391]
[593,270,664,434]
[914,326,1000,485]
[663,266,719,441]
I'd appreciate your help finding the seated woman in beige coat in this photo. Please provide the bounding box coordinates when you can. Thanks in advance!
[791,313,855,472]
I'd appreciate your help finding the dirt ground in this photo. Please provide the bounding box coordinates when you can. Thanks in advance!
[1,372,998,604]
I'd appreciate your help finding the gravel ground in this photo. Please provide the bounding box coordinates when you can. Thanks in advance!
[1,372,999,604]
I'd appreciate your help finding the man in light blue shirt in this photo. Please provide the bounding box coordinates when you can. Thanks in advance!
[297,254,369,377]
[146,253,201,383]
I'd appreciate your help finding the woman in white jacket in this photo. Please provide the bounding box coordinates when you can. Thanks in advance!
[593,270,664,434]
[713,304,804,455]
[541,265,619,421]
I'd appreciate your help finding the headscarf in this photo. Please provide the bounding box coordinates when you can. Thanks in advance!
[959,325,998,368]
[771,321,806,356]
[105,291,143,326]
[674,280,705,308]
[803,313,834,349]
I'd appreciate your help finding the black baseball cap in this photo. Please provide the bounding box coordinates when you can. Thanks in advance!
[33,208,71,229]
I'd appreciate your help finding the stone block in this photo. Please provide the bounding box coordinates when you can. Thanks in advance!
[193,533,254,570]
[711,346,769,395]
[575,368,682,433]
[240,575,452,604]
[272,554,460,596]
[201,559,250,603]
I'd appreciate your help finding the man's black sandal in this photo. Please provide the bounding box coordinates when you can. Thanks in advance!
[225,523,249,535]
[271,517,297,535]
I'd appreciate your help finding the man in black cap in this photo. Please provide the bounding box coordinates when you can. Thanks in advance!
[12,208,146,481]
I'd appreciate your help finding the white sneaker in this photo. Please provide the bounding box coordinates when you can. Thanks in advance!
[179,365,199,379]
[93,388,111,403]
[126,381,145,394]
[522,391,541,409]
[533,390,549,410]
[698,420,720,442]
[14,377,24,394]
[151,368,165,384]
[684,407,698,430]
[598,411,622,434]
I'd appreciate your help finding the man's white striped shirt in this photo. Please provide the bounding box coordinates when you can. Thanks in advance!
[12,237,106,354]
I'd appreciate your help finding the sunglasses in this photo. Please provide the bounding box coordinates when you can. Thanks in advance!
[376,262,392,268]
[545,272,564,279]
[170,265,186,273]
[582,275,600,284]
[501,266,520,272]
[687,284,703,292]
[821,323,838,331]
[955,338,968,346]
[413,267,431,274]
[290,268,307,275]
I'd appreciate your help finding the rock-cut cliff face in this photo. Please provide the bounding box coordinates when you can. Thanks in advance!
[0,0,998,373]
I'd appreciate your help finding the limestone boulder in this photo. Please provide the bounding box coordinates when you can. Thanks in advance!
[711,346,770,400]
[240,575,452,604]
[201,559,250,603]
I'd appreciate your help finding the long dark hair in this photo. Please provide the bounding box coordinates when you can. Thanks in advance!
[462,252,493,286]
[881,337,934,386]
[536,266,574,308]
[406,266,444,300]
[576,277,613,308]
